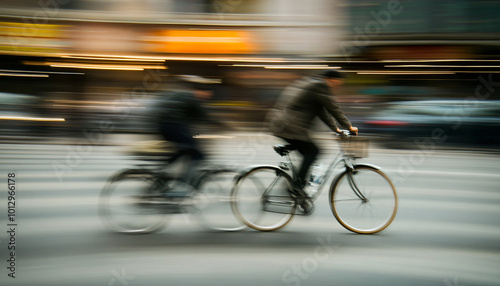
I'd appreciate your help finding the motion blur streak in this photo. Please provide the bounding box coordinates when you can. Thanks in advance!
[0,116,65,121]
[1,0,500,285]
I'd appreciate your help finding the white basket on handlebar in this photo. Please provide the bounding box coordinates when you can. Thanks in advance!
[339,136,369,158]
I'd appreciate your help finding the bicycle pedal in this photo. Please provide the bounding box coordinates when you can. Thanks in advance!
[297,198,314,216]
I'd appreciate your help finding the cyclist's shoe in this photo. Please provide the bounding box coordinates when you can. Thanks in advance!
[289,188,311,200]
[290,178,310,198]
[289,188,314,215]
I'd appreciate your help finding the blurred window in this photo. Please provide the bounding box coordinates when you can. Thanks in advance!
[171,0,212,13]
[171,0,261,14]
[347,0,500,35]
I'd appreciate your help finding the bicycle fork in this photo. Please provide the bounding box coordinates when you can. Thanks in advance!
[345,162,368,203]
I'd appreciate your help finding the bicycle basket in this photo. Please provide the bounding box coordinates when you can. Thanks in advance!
[339,136,369,158]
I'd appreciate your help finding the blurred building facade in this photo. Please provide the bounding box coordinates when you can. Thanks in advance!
[0,0,345,56]
[1,0,500,137]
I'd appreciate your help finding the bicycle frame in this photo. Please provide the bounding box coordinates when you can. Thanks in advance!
[280,140,357,201]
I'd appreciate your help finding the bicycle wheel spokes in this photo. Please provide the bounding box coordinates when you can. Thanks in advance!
[99,172,167,234]
[331,166,397,234]
[231,167,296,231]
[195,170,246,231]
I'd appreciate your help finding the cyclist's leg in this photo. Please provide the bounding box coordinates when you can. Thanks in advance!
[181,148,204,184]
[160,122,204,184]
[159,123,182,164]
[281,138,319,195]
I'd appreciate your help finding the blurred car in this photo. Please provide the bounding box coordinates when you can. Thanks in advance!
[362,100,500,149]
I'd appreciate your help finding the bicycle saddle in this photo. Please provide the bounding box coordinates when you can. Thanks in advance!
[273,144,296,156]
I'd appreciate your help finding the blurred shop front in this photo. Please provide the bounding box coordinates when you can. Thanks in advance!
[0,0,346,137]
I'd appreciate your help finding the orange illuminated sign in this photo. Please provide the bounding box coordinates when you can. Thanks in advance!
[146,30,256,54]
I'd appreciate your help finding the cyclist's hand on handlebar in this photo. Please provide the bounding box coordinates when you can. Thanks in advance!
[349,126,358,136]
[335,127,358,136]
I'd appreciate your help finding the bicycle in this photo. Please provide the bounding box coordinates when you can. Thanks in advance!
[230,130,398,234]
[98,148,245,234]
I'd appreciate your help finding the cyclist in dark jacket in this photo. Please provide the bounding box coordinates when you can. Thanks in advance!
[156,75,221,184]
[268,70,358,198]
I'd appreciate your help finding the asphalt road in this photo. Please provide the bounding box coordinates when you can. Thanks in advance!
[0,132,499,286]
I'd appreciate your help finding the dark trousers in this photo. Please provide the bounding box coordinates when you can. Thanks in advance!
[281,137,320,188]
[160,123,204,182]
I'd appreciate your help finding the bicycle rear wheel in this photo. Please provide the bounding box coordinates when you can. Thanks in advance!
[194,168,246,231]
[99,169,168,234]
[231,166,296,231]
[330,164,397,234]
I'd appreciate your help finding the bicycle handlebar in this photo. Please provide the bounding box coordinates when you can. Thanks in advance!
[336,129,357,137]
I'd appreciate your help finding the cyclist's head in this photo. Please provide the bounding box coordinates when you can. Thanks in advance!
[176,75,220,99]
[320,70,344,88]
[176,75,219,90]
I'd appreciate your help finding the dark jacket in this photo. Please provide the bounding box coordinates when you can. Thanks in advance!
[268,76,351,142]
[156,90,210,126]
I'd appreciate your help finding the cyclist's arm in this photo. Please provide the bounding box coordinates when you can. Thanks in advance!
[314,83,358,135]
[313,83,351,129]
[317,107,340,133]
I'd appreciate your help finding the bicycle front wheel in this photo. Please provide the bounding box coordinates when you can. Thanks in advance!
[231,166,296,231]
[194,168,246,232]
[99,169,167,234]
[330,164,397,234]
